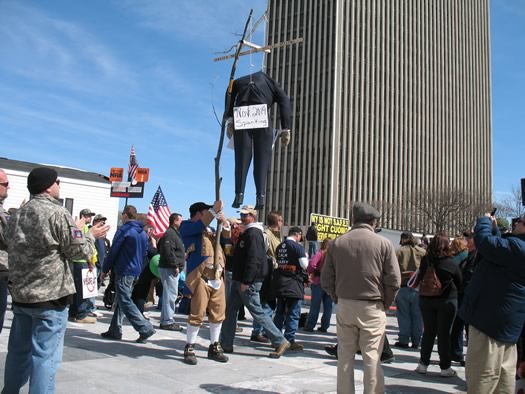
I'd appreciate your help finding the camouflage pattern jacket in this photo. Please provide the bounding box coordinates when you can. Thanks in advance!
[0,202,8,277]
[6,195,95,303]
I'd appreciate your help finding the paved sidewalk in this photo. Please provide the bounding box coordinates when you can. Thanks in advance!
[0,296,467,393]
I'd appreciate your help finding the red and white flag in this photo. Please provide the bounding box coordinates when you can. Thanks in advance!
[147,186,171,236]
[127,145,139,182]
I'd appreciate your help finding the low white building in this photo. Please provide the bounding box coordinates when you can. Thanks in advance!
[0,157,119,240]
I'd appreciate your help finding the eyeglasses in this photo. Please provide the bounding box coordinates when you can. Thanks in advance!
[0,182,8,188]
[55,179,60,185]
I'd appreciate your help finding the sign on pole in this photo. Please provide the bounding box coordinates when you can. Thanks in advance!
[310,213,350,241]
[109,168,124,182]
[135,168,150,183]
[110,181,145,198]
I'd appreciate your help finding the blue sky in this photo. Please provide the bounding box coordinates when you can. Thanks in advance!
[0,1,523,218]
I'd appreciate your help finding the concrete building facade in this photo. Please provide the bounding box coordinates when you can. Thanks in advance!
[263,0,492,232]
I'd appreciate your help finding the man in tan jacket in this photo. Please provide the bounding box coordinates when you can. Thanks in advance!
[322,202,401,394]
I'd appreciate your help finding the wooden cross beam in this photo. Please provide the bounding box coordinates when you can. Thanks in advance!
[213,37,303,62]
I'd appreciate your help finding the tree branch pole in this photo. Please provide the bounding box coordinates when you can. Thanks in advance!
[213,10,254,265]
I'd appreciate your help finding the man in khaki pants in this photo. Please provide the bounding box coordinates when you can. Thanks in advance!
[322,203,400,393]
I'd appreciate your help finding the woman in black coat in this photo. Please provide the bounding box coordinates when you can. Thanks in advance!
[414,233,462,377]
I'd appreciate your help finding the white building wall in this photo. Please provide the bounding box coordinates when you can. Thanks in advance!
[2,169,119,240]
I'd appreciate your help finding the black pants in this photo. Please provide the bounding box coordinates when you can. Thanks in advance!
[450,293,465,361]
[419,297,457,369]
[233,127,273,195]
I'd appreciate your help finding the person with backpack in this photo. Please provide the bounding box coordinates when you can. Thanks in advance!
[414,233,462,377]
[305,222,318,257]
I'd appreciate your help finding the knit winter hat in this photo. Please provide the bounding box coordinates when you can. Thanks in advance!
[27,167,58,195]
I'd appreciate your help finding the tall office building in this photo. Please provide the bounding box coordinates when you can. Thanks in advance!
[264,0,492,232]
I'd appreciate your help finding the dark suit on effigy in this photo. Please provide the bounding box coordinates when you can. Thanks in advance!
[226,71,292,208]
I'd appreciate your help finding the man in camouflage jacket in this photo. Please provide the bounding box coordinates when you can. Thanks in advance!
[0,168,10,334]
[3,167,109,394]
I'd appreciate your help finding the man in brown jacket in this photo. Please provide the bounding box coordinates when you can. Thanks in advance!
[322,202,401,394]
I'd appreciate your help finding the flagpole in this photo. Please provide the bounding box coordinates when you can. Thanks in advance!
[213,10,253,266]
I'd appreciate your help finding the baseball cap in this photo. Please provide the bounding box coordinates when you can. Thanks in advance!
[238,205,257,216]
[228,217,241,225]
[80,209,96,217]
[93,214,107,222]
[189,202,213,217]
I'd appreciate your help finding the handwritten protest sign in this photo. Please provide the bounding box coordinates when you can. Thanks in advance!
[233,104,268,130]
[82,268,98,299]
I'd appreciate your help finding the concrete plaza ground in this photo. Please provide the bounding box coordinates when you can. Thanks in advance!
[0,295,468,393]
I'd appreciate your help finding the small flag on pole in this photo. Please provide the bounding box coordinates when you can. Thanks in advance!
[147,186,171,236]
[127,145,139,182]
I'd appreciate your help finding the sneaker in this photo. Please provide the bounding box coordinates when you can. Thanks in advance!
[289,342,304,351]
[101,331,122,340]
[160,323,183,332]
[415,363,428,374]
[269,340,290,359]
[235,326,243,333]
[302,327,314,332]
[220,343,234,353]
[75,316,97,324]
[250,334,269,343]
[317,327,328,333]
[136,329,156,343]
[184,343,198,365]
[440,367,457,377]
[325,344,338,358]
[92,311,104,317]
[207,342,229,363]
[394,341,409,349]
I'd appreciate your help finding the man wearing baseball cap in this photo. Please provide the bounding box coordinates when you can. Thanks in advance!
[3,167,109,393]
[220,205,290,359]
[179,200,231,365]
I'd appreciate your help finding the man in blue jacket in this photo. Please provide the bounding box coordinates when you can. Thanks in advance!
[100,205,156,343]
[459,213,525,393]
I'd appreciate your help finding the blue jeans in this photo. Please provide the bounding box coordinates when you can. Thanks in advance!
[107,275,154,337]
[221,281,286,348]
[3,305,68,394]
[306,283,333,330]
[308,241,317,257]
[71,262,92,319]
[274,297,302,343]
[159,267,179,325]
[252,302,274,336]
[0,276,8,333]
[395,287,423,346]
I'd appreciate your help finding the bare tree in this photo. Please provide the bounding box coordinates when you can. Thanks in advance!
[408,188,490,235]
[494,184,524,220]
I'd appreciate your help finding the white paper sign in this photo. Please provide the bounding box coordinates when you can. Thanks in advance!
[233,104,268,130]
[82,268,98,299]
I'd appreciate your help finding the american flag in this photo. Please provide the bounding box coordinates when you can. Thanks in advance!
[147,186,171,236]
[127,145,139,181]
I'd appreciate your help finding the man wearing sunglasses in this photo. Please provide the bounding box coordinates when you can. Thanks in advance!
[0,169,10,334]
[3,167,110,393]
[459,212,525,393]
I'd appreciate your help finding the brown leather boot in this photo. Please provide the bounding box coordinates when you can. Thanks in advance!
[269,340,290,359]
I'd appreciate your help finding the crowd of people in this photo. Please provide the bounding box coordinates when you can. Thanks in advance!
[1,166,525,394]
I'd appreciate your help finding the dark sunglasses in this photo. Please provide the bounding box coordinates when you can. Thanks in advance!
[55,179,61,185]
[0,182,8,187]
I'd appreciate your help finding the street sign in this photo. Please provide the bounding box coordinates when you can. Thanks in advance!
[109,168,123,182]
[110,181,145,198]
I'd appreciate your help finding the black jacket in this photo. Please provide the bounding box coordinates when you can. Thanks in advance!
[226,71,292,130]
[158,227,185,270]
[417,256,462,299]
[232,224,267,285]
